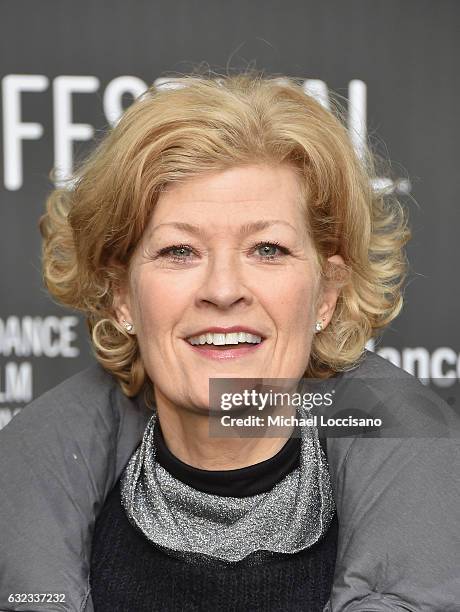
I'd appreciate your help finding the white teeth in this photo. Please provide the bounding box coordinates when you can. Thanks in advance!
[187,331,263,346]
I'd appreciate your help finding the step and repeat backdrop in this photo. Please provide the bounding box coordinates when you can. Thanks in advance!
[1,0,459,428]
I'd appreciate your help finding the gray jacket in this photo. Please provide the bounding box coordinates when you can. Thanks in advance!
[0,350,458,612]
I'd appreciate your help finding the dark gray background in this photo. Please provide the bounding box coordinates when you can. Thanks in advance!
[1,0,459,427]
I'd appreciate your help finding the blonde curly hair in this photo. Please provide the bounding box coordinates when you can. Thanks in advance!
[40,72,411,397]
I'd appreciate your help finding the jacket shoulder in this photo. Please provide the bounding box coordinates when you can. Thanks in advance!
[0,364,151,612]
[341,349,455,432]
[19,362,118,421]
[342,348,417,380]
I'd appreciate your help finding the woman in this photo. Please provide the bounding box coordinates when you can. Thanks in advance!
[0,74,457,612]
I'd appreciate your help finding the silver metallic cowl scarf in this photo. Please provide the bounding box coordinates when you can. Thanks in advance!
[120,407,335,564]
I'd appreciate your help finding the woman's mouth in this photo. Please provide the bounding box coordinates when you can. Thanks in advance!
[184,330,265,360]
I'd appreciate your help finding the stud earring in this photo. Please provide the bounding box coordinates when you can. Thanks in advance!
[315,317,326,333]
[122,319,134,333]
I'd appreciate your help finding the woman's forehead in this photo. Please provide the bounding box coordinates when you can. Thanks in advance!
[150,164,308,226]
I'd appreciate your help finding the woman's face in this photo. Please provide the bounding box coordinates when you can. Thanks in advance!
[117,164,342,412]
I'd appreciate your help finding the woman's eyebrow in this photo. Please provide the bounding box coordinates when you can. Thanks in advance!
[150,220,298,237]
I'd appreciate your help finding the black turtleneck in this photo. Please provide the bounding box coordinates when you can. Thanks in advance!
[90,426,337,611]
[154,423,301,497]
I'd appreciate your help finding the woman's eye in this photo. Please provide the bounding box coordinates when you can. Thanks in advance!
[157,245,195,261]
[257,244,278,257]
[170,246,192,258]
[253,242,289,260]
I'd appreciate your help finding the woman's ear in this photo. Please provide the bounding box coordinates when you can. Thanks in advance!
[113,282,134,330]
[316,254,347,329]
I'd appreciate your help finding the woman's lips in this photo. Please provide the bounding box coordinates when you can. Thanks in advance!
[184,340,264,360]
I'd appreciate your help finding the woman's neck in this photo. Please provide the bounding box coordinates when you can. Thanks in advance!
[154,388,295,471]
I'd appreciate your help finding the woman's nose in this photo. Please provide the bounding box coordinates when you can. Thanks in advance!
[194,252,252,310]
